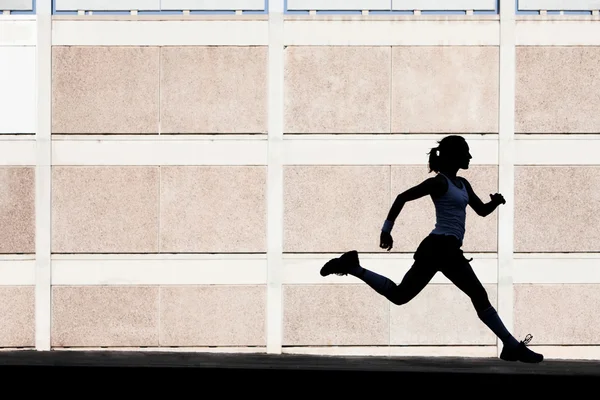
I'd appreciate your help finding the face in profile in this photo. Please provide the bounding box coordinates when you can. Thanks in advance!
[457,140,472,170]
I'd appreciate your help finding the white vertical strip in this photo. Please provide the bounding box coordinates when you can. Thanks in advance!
[35,0,52,351]
[266,0,284,355]
[497,0,516,357]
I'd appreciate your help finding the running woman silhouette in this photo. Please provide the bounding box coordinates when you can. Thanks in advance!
[320,135,543,363]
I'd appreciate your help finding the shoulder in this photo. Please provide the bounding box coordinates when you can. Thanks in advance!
[457,176,472,188]
[457,176,475,193]
[427,174,448,197]
[457,176,471,186]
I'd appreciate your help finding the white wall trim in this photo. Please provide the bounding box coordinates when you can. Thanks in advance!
[43,134,600,166]
[51,256,267,285]
[52,136,268,166]
[283,20,500,45]
[46,19,600,47]
[0,19,37,46]
[514,256,600,283]
[283,254,498,284]
[52,20,269,45]
[0,138,35,165]
[528,346,600,361]
[0,47,36,135]
[283,135,498,165]
[514,252,600,258]
[515,136,600,165]
[0,258,35,285]
[50,346,267,353]
[22,253,598,286]
[51,135,266,141]
[496,0,516,357]
[266,0,285,355]
[516,20,600,45]
[0,15,36,20]
[0,134,35,140]
[34,0,52,352]
[49,134,497,166]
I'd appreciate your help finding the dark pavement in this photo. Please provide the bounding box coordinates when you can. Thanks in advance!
[1,350,599,394]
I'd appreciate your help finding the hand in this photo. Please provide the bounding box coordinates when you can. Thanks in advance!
[490,193,505,205]
[380,231,394,251]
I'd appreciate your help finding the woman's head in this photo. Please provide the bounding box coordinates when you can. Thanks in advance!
[428,135,472,173]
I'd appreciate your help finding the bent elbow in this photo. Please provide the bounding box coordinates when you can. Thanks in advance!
[474,208,487,217]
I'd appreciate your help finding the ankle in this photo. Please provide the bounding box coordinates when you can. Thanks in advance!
[503,336,520,349]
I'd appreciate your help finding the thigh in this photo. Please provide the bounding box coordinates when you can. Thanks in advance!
[395,260,438,301]
[441,259,486,298]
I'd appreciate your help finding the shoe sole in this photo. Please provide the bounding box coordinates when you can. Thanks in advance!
[320,258,339,277]
[320,250,359,277]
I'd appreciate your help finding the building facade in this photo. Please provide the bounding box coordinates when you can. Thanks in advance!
[1,0,599,360]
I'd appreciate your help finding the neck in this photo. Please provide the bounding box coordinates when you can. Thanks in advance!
[439,169,458,179]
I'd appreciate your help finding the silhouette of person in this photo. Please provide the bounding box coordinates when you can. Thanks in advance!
[320,135,543,363]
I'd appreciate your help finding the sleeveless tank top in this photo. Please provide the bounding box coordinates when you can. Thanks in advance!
[430,173,469,244]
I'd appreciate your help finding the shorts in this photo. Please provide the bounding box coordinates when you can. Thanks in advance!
[413,233,473,264]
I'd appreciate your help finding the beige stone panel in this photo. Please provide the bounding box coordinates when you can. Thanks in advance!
[391,46,499,133]
[514,166,600,253]
[160,166,266,253]
[0,168,35,254]
[516,47,600,133]
[0,286,34,347]
[52,46,160,134]
[284,46,391,133]
[390,284,498,345]
[160,285,266,346]
[160,47,267,134]
[52,167,160,253]
[52,286,159,347]
[283,166,390,253]
[390,165,498,253]
[283,285,389,345]
[514,284,600,344]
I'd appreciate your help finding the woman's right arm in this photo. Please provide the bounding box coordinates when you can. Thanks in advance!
[384,176,446,224]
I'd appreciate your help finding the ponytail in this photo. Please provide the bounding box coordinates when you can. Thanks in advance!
[428,146,440,173]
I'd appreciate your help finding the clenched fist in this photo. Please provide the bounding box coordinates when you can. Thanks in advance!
[490,193,505,205]
[380,231,394,251]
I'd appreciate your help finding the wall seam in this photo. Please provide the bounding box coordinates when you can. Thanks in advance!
[266,0,284,354]
[497,0,517,357]
[34,0,52,351]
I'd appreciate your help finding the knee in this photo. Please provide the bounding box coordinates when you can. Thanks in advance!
[388,293,409,306]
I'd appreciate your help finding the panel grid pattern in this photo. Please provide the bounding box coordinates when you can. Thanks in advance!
[3,0,600,357]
